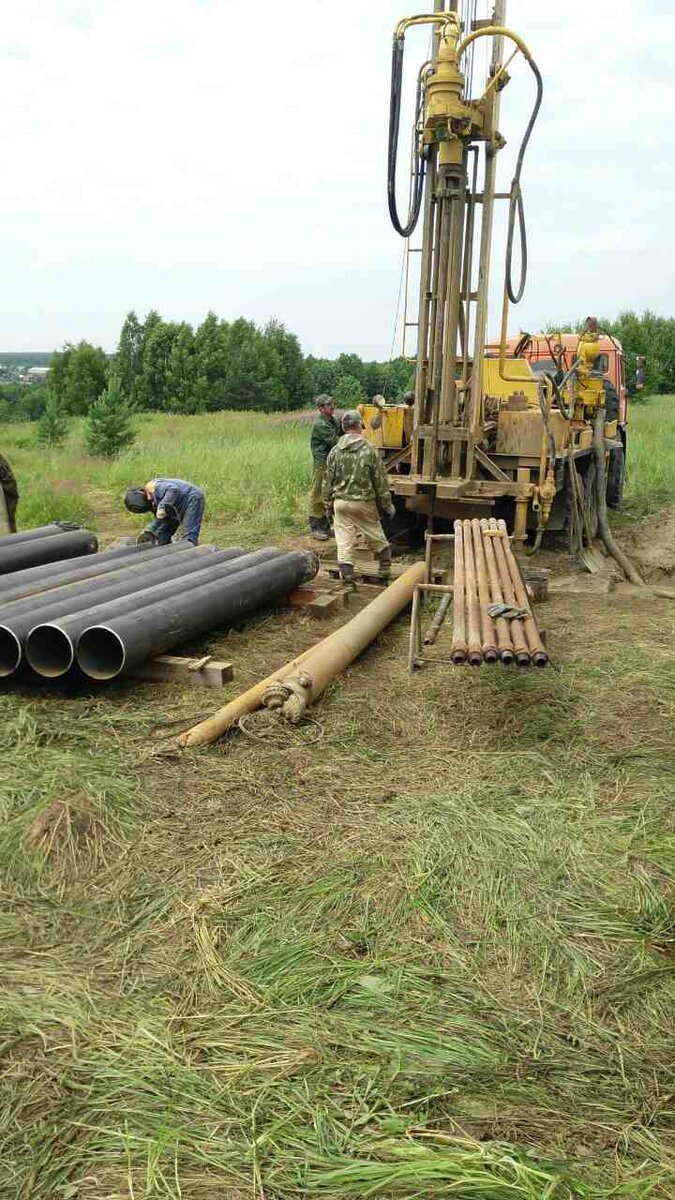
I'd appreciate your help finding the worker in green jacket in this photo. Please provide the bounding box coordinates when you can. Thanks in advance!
[308,394,340,540]
[322,410,395,588]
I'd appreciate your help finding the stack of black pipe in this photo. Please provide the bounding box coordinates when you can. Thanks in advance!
[0,522,99,573]
[0,542,318,682]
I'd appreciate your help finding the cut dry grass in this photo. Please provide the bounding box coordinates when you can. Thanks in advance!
[1,400,675,1197]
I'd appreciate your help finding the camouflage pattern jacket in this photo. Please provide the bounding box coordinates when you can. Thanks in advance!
[0,454,18,499]
[310,413,340,465]
[322,434,393,509]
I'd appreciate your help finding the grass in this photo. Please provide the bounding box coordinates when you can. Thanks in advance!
[1,395,673,541]
[1,397,675,1197]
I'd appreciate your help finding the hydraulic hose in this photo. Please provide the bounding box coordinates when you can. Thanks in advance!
[592,410,645,587]
[457,26,543,304]
[387,34,426,237]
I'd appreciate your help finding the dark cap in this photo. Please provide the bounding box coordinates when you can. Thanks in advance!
[124,487,151,514]
[315,394,334,409]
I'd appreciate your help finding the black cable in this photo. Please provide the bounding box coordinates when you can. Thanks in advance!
[387,35,426,238]
[505,57,543,304]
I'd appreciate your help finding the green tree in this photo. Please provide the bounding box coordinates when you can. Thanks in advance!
[49,341,108,415]
[166,323,198,412]
[222,318,272,410]
[334,374,366,406]
[85,375,135,458]
[194,312,230,411]
[115,311,143,404]
[306,356,338,398]
[263,319,311,410]
[37,395,68,446]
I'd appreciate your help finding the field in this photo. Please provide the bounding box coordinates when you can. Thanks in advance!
[2,398,675,1198]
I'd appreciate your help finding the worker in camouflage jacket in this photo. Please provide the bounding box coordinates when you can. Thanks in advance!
[0,452,19,534]
[322,410,396,588]
[308,394,340,540]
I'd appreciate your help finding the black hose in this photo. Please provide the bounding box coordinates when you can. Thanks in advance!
[387,35,426,238]
[505,57,543,304]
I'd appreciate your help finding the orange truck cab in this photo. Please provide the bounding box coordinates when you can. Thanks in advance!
[504,332,627,427]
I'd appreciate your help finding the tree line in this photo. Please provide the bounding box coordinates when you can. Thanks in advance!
[0,307,673,431]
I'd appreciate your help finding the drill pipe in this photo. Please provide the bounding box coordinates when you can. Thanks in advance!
[479,519,514,664]
[471,519,498,664]
[423,592,451,645]
[497,519,548,667]
[0,528,98,575]
[0,522,81,549]
[488,518,530,667]
[25,548,279,679]
[260,561,426,723]
[74,550,319,681]
[0,547,248,677]
[451,520,467,663]
[462,519,483,666]
[0,541,193,605]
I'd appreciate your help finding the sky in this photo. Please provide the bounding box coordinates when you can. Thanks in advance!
[1,0,673,357]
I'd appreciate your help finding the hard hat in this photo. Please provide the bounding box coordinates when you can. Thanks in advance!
[124,487,151,514]
[341,410,363,431]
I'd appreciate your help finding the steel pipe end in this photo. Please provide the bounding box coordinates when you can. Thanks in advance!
[450,648,467,665]
[500,649,515,665]
[76,626,126,681]
[515,651,531,668]
[25,624,75,678]
[532,651,549,668]
[0,626,22,676]
[468,650,483,667]
[483,647,499,665]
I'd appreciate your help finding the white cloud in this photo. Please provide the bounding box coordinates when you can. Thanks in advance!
[0,0,673,354]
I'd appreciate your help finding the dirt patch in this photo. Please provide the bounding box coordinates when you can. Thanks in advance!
[616,504,675,582]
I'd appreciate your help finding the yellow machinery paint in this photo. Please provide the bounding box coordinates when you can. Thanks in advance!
[360,403,413,451]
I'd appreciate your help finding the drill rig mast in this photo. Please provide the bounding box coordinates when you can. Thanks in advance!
[386,1,549,539]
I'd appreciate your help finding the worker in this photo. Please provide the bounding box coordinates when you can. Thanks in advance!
[0,452,19,534]
[124,477,205,545]
[322,410,396,588]
[308,394,340,540]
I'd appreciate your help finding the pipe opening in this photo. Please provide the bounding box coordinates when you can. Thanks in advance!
[25,624,75,678]
[77,626,126,680]
[0,626,22,676]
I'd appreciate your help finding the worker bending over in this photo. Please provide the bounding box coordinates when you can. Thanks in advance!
[322,410,395,588]
[308,394,340,540]
[0,452,19,534]
[124,478,205,545]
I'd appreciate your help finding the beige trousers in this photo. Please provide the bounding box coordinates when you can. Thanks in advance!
[309,464,326,519]
[333,499,388,565]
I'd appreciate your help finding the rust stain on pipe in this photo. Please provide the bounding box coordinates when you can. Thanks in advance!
[471,518,498,664]
[462,519,483,666]
[479,518,514,664]
[497,519,548,667]
[488,518,530,666]
[451,520,467,663]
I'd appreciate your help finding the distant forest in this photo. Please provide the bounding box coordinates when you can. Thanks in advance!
[0,308,672,424]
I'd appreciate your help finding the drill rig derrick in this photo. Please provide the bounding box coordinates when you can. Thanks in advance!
[384,1,543,541]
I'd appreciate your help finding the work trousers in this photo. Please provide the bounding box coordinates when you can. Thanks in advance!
[333,499,388,566]
[309,463,326,520]
[148,493,205,545]
[0,489,17,534]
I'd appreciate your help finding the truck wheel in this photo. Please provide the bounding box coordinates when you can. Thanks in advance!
[606,443,625,509]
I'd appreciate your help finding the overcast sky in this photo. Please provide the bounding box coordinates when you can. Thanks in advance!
[2,0,673,357]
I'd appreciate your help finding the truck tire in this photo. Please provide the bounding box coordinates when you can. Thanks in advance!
[606,443,625,509]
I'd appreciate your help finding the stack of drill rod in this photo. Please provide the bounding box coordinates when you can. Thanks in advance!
[451,518,548,667]
[0,542,318,682]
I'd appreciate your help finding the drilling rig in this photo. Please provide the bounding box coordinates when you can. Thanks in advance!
[362,0,626,552]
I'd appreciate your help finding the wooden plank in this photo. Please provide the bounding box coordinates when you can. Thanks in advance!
[128,654,234,688]
[289,587,342,617]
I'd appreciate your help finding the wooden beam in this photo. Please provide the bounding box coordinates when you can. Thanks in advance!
[128,655,234,688]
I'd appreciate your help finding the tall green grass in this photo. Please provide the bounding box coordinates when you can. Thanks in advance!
[1,396,671,541]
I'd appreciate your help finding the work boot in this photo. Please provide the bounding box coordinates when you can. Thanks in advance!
[339,562,357,592]
[309,517,329,542]
[377,544,392,581]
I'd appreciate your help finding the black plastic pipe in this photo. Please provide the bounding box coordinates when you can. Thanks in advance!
[0,541,196,604]
[0,546,250,676]
[0,529,98,575]
[0,521,83,549]
[26,548,290,679]
[74,550,318,681]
